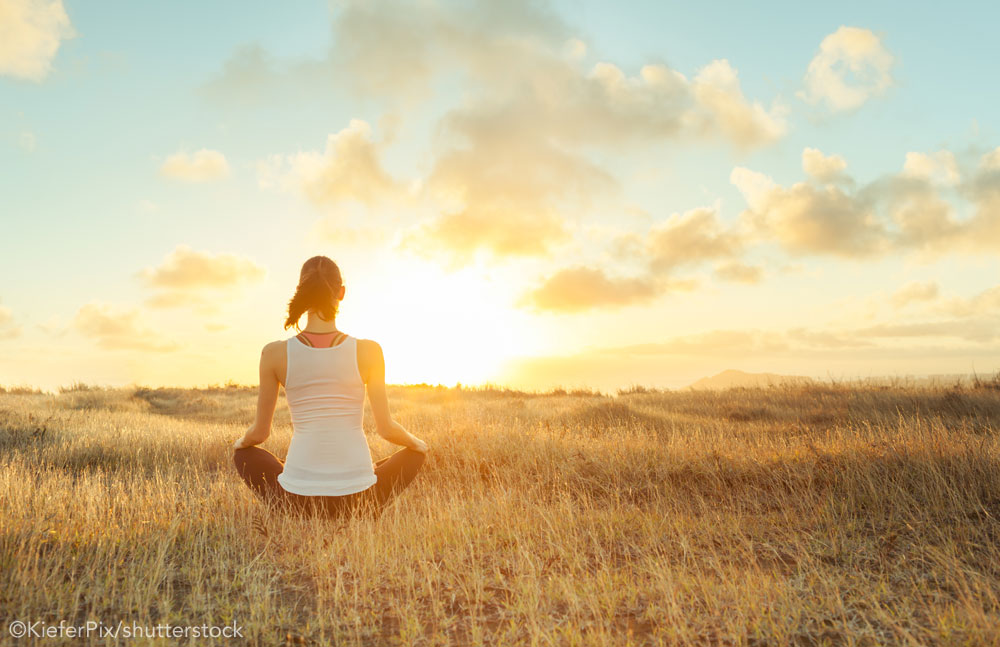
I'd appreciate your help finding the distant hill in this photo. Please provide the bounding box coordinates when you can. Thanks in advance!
[687,369,814,391]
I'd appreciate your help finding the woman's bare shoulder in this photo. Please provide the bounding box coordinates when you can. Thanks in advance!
[354,338,382,353]
[354,338,384,370]
[261,339,287,359]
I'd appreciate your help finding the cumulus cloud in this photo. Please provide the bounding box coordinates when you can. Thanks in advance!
[258,119,402,206]
[0,0,74,81]
[962,146,1000,247]
[519,266,698,313]
[160,149,230,182]
[882,176,964,254]
[731,146,1000,258]
[890,281,939,308]
[731,165,888,257]
[522,206,743,312]
[0,305,23,339]
[643,207,745,272]
[799,26,894,112]
[523,141,1000,315]
[713,261,763,284]
[137,245,266,309]
[519,267,662,312]
[72,302,178,352]
[138,245,266,289]
[563,37,586,60]
[934,284,1000,318]
[230,0,787,262]
[802,147,848,182]
[902,151,960,186]
[867,281,1000,321]
[690,59,787,149]
[317,1,785,150]
[327,0,569,101]
[401,111,617,260]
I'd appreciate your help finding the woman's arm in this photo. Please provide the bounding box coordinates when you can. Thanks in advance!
[233,342,282,450]
[359,339,428,453]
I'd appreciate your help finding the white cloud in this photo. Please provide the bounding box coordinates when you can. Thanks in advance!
[884,177,963,253]
[902,151,960,186]
[981,146,1000,171]
[890,281,939,308]
[72,302,178,352]
[729,166,778,211]
[802,147,847,181]
[519,266,667,313]
[138,245,266,289]
[735,147,1000,258]
[732,165,889,257]
[799,26,894,112]
[136,245,266,310]
[0,0,74,81]
[258,119,400,206]
[523,206,746,312]
[160,149,230,182]
[644,206,745,272]
[963,146,1000,248]
[563,37,586,60]
[214,0,789,264]
[935,284,1000,318]
[691,59,787,149]
[713,261,763,284]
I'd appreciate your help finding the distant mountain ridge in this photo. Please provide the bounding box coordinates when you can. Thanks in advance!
[687,369,814,390]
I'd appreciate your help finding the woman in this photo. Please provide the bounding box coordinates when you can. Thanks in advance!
[232,255,428,520]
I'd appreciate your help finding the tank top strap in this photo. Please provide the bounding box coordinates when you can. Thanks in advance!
[294,330,350,348]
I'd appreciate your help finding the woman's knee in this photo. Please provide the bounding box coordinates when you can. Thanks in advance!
[232,446,257,472]
[402,447,425,465]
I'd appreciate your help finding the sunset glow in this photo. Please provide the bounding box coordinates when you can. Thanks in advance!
[2,1,999,392]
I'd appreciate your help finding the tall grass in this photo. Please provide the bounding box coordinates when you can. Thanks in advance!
[1,381,998,645]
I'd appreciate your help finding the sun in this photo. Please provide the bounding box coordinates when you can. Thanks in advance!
[342,260,538,387]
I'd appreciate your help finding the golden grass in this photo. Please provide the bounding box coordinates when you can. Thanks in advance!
[1,381,999,646]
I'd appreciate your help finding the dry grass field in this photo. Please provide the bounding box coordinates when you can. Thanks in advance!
[2,378,999,646]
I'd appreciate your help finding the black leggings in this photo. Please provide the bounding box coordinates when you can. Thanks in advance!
[233,445,425,520]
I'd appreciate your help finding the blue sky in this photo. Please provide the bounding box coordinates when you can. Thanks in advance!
[2,0,998,391]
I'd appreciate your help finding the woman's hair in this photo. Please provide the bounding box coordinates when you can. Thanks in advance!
[284,256,343,330]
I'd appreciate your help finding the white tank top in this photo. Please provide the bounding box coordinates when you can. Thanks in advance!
[276,334,377,496]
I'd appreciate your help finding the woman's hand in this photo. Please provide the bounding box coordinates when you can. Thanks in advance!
[233,425,256,450]
[408,435,429,454]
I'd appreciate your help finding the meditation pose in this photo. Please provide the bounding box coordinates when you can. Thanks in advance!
[232,255,428,519]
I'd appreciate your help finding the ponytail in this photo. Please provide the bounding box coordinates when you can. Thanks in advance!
[284,256,343,330]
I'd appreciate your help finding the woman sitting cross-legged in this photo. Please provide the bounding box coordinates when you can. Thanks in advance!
[232,255,428,520]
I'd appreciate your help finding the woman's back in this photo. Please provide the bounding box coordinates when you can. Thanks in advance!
[276,334,377,496]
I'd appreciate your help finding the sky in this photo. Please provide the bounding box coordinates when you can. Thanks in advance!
[1,0,999,393]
